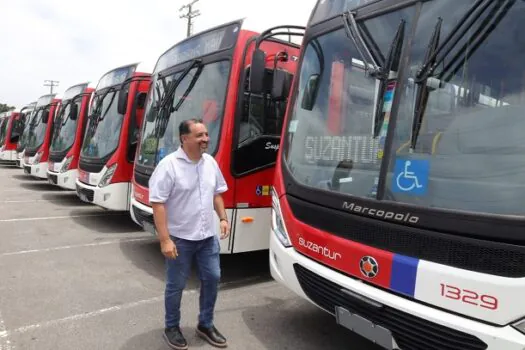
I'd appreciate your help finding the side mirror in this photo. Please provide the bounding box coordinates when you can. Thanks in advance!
[70,103,79,121]
[136,92,147,109]
[42,109,50,124]
[118,89,129,115]
[249,48,266,94]
[301,74,320,111]
[271,70,292,100]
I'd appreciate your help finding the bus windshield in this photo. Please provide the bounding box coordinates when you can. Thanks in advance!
[285,0,525,216]
[17,113,33,149]
[284,6,416,196]
[80,88,123,160]
[26,108,50,151]
[387,0,525,216]
[50,98,82,153]
[0,117,8,145]
[136,60,231,167]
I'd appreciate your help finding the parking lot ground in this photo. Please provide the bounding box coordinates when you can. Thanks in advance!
[0,164,382,350]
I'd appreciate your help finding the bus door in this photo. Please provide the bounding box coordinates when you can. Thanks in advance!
[230,31,302,253]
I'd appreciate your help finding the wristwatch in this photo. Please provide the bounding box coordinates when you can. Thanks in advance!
[220,218,228,223]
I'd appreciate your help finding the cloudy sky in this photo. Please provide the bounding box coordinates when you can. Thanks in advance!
[1,0,317,109]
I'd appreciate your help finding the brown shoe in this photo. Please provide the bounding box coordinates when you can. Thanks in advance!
[196,325,227,348]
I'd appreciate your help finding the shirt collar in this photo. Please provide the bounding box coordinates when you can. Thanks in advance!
[175,146,203,164]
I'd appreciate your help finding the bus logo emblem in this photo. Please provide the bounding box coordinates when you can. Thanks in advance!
[359,256,379,278]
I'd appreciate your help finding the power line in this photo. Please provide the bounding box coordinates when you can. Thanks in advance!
[179,0,201,37]
[43,80,59,94]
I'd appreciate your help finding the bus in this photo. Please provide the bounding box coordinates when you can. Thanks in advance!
[129,19,304,254]
[0,110,19,163]
[0,111,11,161]
[47,82,94,189]
[75,63,151,210]
[22,94,61,178]
[269,0,525,349]
[14,102,37,168]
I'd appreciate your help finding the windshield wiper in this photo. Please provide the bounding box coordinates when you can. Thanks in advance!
[85,87,117,137]
[372,20,405,138]
[155,59,203,138]
[59,101,73,126]
[343,11,405,138]
[160,59,202,110]
[410,0,512,149]
[342,11,381,76]
[172,64,204,112]
[410,18,442,151]
[98,87,118,122]
[415,0,494,83]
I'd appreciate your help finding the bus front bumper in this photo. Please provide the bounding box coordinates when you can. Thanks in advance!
[47,169,78,190]
[75,179,130,211]
[269,232,525,350]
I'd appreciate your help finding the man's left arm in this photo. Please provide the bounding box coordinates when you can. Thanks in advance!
[213,160,229,239]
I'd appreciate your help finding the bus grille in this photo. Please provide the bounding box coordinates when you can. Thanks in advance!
[293,264,487,350]
[287,195,525,277]
[48,173,58,185]
[76,185,94,202]
[132,205,154,227]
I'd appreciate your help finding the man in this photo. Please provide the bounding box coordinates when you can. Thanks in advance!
[149,118,230,349]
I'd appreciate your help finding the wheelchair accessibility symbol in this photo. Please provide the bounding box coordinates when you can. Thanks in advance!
[392,159,429,195]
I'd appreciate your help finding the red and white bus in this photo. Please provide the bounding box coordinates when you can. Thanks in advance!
[270,0,525,349]
[75,63,151,210]
[0,110,21,163]
[130,19,304,254]
[14,102,37,168]
[22,94,61,178]
[47,82,94,190]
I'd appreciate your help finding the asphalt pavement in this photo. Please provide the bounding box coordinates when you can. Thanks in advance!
[0,162,381,350]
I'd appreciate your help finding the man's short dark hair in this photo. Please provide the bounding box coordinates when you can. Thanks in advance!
[179,118,204,144]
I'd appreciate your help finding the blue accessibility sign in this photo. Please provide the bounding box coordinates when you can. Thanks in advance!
[392,159,429,195]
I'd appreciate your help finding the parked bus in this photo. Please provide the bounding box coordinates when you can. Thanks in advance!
[0,111,17,162]
[75,63,151,210]
[269,0,525,349]
[1,109,27,163]
[129,19,304,254]
[47,82,94,189]
[0,111,11,161]
[14,102,37,168]
[22,94,61,178]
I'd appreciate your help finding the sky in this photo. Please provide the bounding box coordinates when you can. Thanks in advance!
[1,0,317,109]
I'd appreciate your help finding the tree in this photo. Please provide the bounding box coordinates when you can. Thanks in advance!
[0,103,15,113]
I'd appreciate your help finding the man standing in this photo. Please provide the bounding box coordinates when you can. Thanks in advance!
[149,118,229,349]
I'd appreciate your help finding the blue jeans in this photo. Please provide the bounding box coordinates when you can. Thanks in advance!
[165,235,221,329]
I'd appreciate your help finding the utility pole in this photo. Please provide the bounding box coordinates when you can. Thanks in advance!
[179,0,201,37]
[44,80,59,94]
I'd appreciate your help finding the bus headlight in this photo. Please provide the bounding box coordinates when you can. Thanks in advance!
[98,163,117,188]
[33,151,42,165]
[60,156,73,173]
[271,187,291,247]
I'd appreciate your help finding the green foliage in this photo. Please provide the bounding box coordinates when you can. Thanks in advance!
[0,103,15,113]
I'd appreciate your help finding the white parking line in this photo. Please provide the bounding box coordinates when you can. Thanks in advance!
[0,310,13,350]
[3,292,187,336]
[1,279,270,336]
[0,237,154,257]
[0,213,125,223]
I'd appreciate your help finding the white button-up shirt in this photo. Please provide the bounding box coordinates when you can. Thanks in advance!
[148,147,228,241]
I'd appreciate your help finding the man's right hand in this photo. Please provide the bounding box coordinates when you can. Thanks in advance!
[160,239,178,259]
